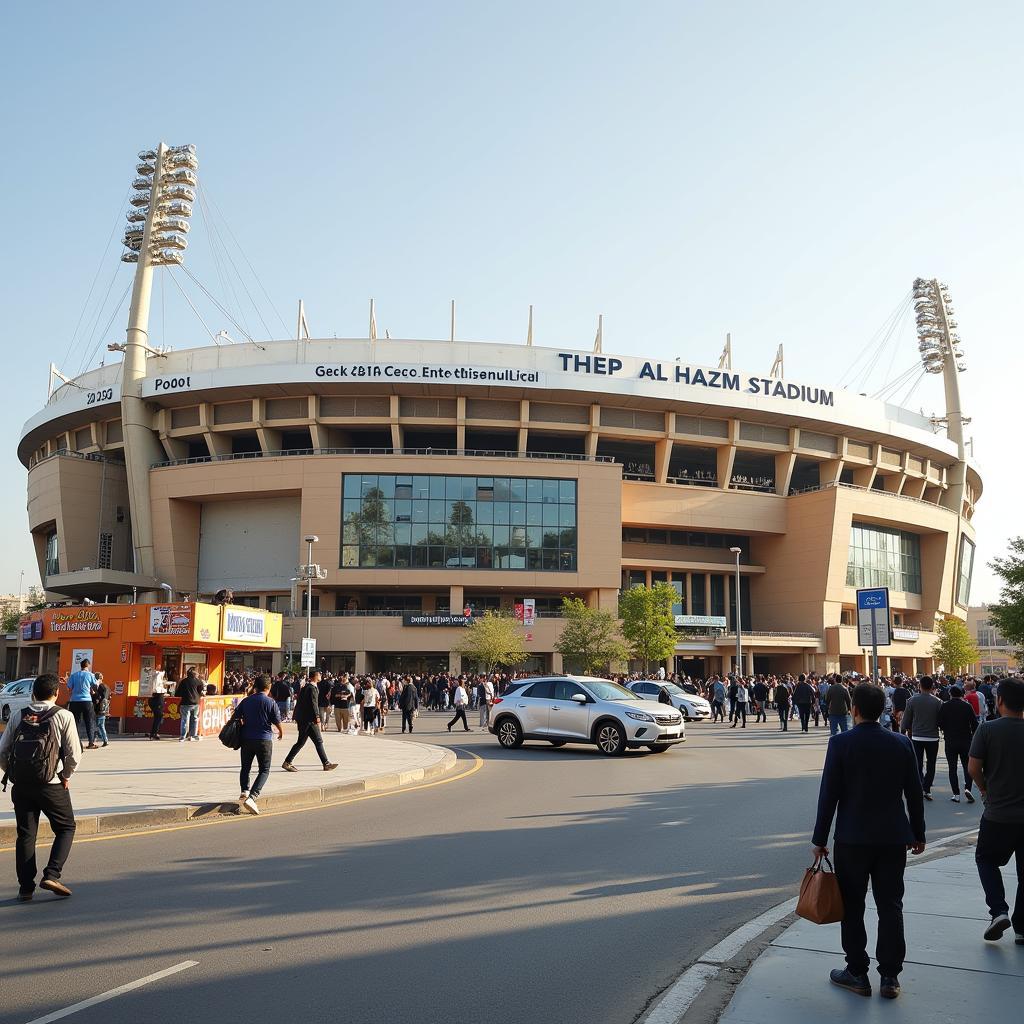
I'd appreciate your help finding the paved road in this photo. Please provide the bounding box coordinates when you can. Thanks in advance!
[1,717,981,1024]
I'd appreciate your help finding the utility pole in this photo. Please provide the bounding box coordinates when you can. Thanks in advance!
[730,546,743,674]
[296,536,326,676]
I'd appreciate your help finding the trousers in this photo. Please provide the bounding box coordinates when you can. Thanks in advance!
[945,742,972,796]
[239,739,273,799]
[975,817,1024,932]
[797,704,812,731]
[68,700,96,744]
[13,782,76,893]
[448,706,470,731]
[401,709,415,732]
[835,842,907,977]
[911,739,939,793]
[778,707,789,730]
[285,722,329,766]
[333,707,352,732]
[179,703,199,740]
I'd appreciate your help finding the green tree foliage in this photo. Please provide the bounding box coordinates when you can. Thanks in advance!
[456,611,529,673]
[554,597,628,674]
[619,582,678,674]
[931,616,980,673]
[1,607,21,633]
[989,536,1024,658]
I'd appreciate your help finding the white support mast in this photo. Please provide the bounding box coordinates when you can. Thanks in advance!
[718,333,732,370]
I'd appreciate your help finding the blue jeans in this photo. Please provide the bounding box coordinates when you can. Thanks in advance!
[179,704,199,739]
[95,715,109,744]
[830,714,850,735]
[277,700,289,721]
[240,740,273,800]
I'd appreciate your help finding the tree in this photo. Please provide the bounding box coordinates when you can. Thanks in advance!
[619,582,678,675]
[554,597,628,674]
[456,611,529,673]
[931,616,980,673]
[989,536,1024,658]
[1,607,20,633]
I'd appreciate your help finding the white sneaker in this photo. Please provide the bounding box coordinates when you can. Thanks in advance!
[195,736,203,742]
[984,913,1011,941]
[179,738,186,743]
[242,796,260,815]
[951,795,960,803]
[238,791,249,802]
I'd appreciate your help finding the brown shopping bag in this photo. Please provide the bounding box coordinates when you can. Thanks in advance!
[795,854,844,924]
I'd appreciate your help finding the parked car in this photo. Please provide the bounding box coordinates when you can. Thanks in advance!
[0,677,36,724]
[488,675,684,755]
[627,680,712,721]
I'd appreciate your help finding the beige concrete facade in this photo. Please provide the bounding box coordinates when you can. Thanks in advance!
[966,605,1020,677]
[19,339,982,678]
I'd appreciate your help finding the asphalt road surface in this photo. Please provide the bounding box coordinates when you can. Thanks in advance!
[1,716,980,1024]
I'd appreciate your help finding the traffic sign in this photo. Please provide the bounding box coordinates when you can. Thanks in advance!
[300,636,317,667]
[856,587,891,647]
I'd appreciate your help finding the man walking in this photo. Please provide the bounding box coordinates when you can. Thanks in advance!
[233,675,284,815]
[478,675,495,728]
[901,676,942,801]
[0,674,82,900]
[710,676,726,723]
[794,674,815,733]
[812,682,926,999]
[447,679,471,733]
[330,675,355,733]
[776,679,791,730]
[175,668,205,743]
[66,658,98,750]
[937,685,978,803]
[399,676,419,733]
[969,677,1024,944]
[282,672,338,772]
[92,673,110,748]
[826,676,853,735]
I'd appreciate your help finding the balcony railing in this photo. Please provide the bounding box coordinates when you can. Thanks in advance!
[153,447,615,468]
[792,481,949,509]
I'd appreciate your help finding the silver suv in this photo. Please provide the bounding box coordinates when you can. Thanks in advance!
[489,675,685,755]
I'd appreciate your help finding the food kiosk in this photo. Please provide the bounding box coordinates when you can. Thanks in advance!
[18,602,282,737]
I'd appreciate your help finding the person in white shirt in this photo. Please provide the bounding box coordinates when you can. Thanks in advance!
[360,682,379,734]
[447,682,471,733]
[479,676,495,728]
[731,681,749,729]
[0,673,82,900]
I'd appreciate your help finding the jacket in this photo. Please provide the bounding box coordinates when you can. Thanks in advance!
[793,682,814,705]
[825,683,852,716]
[175,675,205,706]
[936,697,977,747]
[0,702,82,784]
[398,682,419,711]
[902,692,942,741]
[292,681,321,724]
[812,721,925,847]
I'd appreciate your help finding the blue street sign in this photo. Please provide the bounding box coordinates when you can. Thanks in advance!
[857,588,889,611]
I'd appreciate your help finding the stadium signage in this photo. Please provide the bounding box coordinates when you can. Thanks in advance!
[403,613,473,627]
[556,354,834,407]
[314,364,540,383]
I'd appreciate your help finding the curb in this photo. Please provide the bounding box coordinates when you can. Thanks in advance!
[0,748,459,844]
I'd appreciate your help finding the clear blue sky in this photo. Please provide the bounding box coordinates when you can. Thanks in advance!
[1,1,1019,601]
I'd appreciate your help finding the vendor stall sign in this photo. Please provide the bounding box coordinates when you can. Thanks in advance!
[149,603,193,637]
[221,607,268,643]
[46,608,108,636]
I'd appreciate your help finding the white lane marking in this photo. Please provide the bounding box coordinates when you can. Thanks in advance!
[638,826,981,1022]
[24,961,199,1024]
[641,963,720,1024]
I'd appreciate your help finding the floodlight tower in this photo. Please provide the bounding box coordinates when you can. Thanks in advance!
[116,143,198,578]
[913,278,969,513]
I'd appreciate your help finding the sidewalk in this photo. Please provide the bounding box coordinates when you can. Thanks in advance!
[719,847,1022,1022]
[0,725,455,842]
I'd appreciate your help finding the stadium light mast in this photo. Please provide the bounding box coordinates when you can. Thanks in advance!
[116,143,198,578]
[913,278,969,512]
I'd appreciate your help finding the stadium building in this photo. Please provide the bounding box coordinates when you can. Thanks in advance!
[16,145,982,679]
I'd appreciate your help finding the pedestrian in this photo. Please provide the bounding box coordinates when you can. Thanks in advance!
[330,675,354,733]
[812,682,926,1000]
[92,673,110,748]
[270,674,292,722]
[731,679,748,728]
[794,675,815,733]
[0,673,82,900]
[753,679,769,723]
[968,676,1024,944]
[826,676,853,735]
[776,680,791,730]
[399,676,419,733]
[360,679,379,734]
[148,672,167,739]
[479,675,495,728]
[447,680,471,732]
[890,678,911,732]
[175,668,204,743]
[901,676,942,801]
[937,686,978,803]
[710,677,726,723]
[282,672,338,773]
[233,675,284,815]
[317,673,333,731]
[66,658,98,749]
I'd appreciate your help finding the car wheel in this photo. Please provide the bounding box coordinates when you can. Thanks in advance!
[496,717,524,749]
[595,721,626,756]
[549,740,567,747]
[647,743,672,753]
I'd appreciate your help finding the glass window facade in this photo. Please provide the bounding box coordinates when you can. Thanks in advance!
[956,535,975,607]
[845,523,922,593]
[341,474,577,571]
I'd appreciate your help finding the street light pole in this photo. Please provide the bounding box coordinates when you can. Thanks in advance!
[304,535,318,649]
[730,547,743,676]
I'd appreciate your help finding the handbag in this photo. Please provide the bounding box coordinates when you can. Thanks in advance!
[795,854,844,924]
[219,715,243,750]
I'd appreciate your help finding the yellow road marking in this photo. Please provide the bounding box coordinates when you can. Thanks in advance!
[0,750,483,852]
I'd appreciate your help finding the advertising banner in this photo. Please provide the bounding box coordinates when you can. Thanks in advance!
[44,608,108,636]
[301,637,317,667]
[221,607,268,643]
[404,613,473,627]
[149,603,193,637]
[523,598,536,627]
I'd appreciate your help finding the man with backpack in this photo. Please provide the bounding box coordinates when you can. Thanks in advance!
[0,673,82,900]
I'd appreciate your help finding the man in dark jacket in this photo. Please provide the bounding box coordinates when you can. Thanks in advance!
[793,675,815,733]
[752,679,769,723]
[937,686,978,803]
[399,678,419,733]
[282,671,338,773]
[175,670,205,743]
[775,681,791,730]
[812,683,926,1000]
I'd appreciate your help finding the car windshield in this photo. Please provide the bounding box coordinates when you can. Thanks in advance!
[661,683,687,697]
[583,680,638,702]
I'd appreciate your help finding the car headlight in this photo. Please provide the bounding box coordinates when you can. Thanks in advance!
[625,711,654,722]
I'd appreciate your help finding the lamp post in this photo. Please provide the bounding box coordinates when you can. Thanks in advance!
[297,536,326,677]
[729,547,743,676]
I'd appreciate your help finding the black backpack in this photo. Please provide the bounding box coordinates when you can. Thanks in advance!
[2,705,62,790]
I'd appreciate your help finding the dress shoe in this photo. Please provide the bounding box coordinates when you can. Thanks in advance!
[879,977,900,999]
[829,968,871,996]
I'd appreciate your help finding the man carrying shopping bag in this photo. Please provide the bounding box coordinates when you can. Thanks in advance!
[811,682,926,1001]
